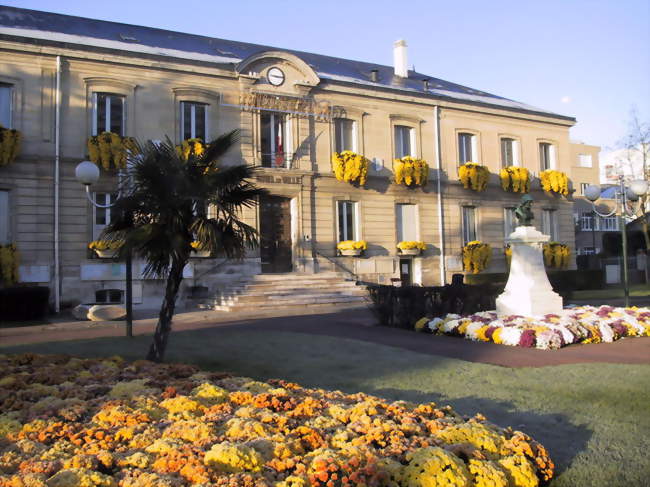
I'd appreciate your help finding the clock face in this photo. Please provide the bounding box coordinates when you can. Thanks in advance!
[267,67,285,86]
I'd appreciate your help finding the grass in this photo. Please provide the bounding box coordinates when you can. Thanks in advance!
[2,329,649,486]
[571,284,650,300]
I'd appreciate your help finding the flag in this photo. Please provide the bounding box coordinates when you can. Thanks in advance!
[275,119,284,167]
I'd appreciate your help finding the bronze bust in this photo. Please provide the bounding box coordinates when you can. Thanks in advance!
[514,194,534,227]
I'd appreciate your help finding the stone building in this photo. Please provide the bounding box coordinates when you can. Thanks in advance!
[0,6,597,311]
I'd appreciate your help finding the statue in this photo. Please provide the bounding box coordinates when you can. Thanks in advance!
[514,194,534,227]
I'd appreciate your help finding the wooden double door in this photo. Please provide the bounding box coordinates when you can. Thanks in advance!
[259,195,293,273]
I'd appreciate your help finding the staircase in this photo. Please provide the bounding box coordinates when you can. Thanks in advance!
[197,272,369,313]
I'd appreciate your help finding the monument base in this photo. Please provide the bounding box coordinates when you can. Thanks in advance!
[496,226,563,317]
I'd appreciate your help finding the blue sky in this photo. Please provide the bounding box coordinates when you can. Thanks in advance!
[5,0,649,151]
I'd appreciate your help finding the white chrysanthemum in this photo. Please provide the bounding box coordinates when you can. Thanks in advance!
[443,319,462,333]
[427,317,444,332]
[499,327,522,346]
[466,322,485,340]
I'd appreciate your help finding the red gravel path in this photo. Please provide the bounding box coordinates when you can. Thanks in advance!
[2,307,649,367]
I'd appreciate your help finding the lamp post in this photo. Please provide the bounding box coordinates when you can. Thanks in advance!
[75,161,133,337]
[584,176,649,307]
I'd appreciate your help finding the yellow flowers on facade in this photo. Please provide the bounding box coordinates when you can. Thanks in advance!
[336,240,367,251]
[458,162,490,191]
[543,242,570,269]
[87,132,137,171]
[87,240,123,251]
[539,170,569,196]
[0,243,19,285]
[393,156,429,187]
[397,241,427,251]
[463,241,492,274]
[331,150,369,186]
[0,126,22,166]
[176,138,207,161]
[500,166,530,193]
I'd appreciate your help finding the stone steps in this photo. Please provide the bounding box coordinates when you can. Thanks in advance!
[197,272,369,313]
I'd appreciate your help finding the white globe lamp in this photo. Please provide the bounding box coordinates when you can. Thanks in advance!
[75,160,100,186]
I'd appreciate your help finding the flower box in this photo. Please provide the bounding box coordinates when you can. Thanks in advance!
[393,157,429,188]
[399,248,421,256]
[340,249,362,256]
[331,151,368,186]
[191,250,211,258]
[94,249,118,259]
[458,162,489,191]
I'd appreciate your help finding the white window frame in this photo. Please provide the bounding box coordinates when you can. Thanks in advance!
[180,101,209,141]
[539,142,557,171]
[458,132,478,164]
[580,246,598,255]
[334,118,357,153]
[394,125,416,159]
[542,209,558,240]
[260,111,292,169]
[336,200,360,242]
[578,154,593,167]
[500,137,520,167]
[600,216,618,231]
[0,83,13,129]
[92,193,117,241]
[0,190,10,245]
[92,93,125,136]
[504,207,516,237]
[580,183,590,195]
[580,212,595,231]
[461,206,477,245]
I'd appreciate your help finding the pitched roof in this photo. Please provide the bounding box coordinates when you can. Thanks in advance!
[0,5,575,122]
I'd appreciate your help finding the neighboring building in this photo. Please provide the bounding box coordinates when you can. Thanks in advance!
[600,145,648,183]
[0,6,590,310]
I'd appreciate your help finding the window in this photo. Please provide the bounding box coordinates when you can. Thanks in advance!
[337,201,358,241]
[501,138,518,167]
[396,203,418,242]
[504,207,517,236]
[92,193,117,241]
[394,125,414,158]
[541,209,558,240]
[334,118,355,153]
[539,142,555,171]
[580,212,595,231]
[0,83,12,128]
[580,183,590,195]
[458,132,476,164]
[260,111,290,168]
[93,93,125,135]
[181,101,207,140]
[0,190,9,244]
[578,154,592,167]
[462,206,477,245]
[600,216,618,231]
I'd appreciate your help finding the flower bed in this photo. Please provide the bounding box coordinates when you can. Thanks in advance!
[0,353,553,486]
[427,306,650,349]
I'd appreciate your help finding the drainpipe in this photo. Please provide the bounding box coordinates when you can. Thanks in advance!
[54,55,61,312]
[434,105,446,285]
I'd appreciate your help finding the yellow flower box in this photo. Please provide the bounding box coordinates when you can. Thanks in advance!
[337,240,367,255]
[88,240,123,258]
[0,243,19,285]
[500,166,530,193]
[87,132,137,171]
[458,162,489,192]
[0,126,22,166]
[540,170,569,196]
[331,151,368,186]
[397,241,426,255]
[462,240,491,274]
[393,156,429,187]
[176,138,208,161]
[543,242,570,269]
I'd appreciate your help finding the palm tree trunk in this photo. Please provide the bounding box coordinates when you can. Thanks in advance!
[146,257,186,362]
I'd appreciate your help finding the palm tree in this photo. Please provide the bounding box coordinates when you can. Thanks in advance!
[103,130,266,362]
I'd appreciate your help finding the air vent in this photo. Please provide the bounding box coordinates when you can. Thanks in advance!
[119,34,139,42]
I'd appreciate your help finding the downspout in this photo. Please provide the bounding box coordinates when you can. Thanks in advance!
[434,105,446,285]
[54,55,61,312]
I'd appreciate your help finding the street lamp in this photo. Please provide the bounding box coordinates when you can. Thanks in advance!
[75,161,133,337]
[584,176,649,307]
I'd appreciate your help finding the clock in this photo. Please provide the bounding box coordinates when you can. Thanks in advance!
[267,67,285,86]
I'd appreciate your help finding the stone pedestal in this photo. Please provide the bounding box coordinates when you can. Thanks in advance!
[496,226,563,317]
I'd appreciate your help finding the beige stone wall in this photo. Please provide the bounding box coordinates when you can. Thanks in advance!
[0,38,585,306]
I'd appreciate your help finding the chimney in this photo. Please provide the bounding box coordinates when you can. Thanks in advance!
[393,39,408,78]
[370,69,378,82]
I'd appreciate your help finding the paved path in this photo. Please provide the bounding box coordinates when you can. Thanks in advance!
[2,306,649,367]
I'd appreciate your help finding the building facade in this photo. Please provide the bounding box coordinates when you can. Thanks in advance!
[0,7,593,310]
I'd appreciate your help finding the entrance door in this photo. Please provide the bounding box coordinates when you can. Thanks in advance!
[259,195,293,273]
[399,258,412,286]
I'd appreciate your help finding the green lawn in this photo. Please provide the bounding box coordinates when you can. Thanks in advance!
[571,284,650,300]
[2,329,649,486]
